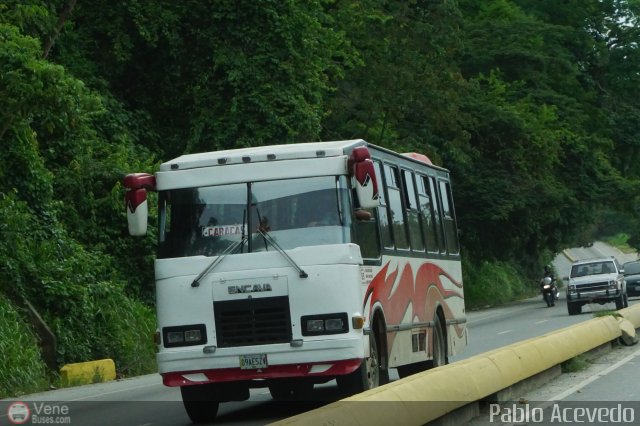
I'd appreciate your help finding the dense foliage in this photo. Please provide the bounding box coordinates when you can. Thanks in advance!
[1,0,639,395]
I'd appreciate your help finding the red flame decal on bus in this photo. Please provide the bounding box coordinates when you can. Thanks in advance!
[365,261,465,350]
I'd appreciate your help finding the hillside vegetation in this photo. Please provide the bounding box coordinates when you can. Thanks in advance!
[1,1,639,396]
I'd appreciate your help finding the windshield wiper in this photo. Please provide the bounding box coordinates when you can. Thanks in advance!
[191,210,247,288]
[255,228,308,278]
[191,237,247,287]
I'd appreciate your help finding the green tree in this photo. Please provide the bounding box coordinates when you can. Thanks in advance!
[323,0,467,157]
[451,0,625,270]
[50,0,351,157]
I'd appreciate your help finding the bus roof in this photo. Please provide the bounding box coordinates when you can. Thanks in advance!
[160,139,447,173]
[160,140,366,171]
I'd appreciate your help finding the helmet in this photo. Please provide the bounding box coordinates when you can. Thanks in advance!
[544,265,552,272]
[543,276,552,285]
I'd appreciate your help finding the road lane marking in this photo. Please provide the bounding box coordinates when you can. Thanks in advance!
[466,303,538,325]
[68,382,164,401]
[496,346,640,426]
[497,330,512,335]
[550,346,640,401]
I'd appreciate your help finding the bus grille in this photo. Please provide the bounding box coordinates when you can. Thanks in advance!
[214,296,292,348]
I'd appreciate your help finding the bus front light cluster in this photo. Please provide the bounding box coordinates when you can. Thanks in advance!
[301,313,349,336]
[162,324,207,348]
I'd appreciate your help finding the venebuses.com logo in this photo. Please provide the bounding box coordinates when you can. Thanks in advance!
[7,402,30,424]
[6,401,71,424]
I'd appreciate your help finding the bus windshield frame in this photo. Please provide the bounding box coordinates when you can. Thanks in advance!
[157,176,352,259]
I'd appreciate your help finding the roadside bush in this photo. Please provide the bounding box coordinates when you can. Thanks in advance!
[0,192,156,392]
[0,293,48,398]
[34,238,157,376]
[49,279,157,378]
[463,257,536,309]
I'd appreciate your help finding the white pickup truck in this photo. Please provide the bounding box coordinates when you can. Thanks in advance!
[563,257,628,315]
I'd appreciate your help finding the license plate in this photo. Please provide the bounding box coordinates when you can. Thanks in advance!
[239,354,268,370]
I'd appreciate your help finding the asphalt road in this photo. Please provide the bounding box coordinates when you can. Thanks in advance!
[2,242,637,426]
[466,242,640,425]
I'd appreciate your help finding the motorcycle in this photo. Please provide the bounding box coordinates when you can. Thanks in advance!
[540,276,559,307]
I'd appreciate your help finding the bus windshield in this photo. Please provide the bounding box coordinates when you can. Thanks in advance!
[157,176,352,259]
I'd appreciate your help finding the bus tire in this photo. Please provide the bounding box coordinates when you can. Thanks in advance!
[180,384,220,424]
[337,331,382,395]
[431,312,447,368]
[372,317,390,386]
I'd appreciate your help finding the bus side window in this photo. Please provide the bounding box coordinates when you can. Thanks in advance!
[353,162,382,261]
[439,180,460,255]
[418,175,438,253]
[374,161,394,250]
[402,170,424,252]
[427,176,446,254]
[353,208,381,261]
[385,164,409,250]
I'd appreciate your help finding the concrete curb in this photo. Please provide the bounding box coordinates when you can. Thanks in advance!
[60,359,116,387]
[271,316,621,426]
[562,249,575,263]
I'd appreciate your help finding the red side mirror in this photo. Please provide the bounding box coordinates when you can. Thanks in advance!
[123,173,156,236]
[350,147,380,209]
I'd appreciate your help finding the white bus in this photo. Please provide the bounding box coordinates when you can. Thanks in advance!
[124,140,467,423]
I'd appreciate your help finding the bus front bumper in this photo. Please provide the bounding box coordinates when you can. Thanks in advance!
[157,337,365,386]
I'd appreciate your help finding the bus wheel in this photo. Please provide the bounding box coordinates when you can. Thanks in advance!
[337,332,382,395]
[180,384,220,424]
[431,312,447,368]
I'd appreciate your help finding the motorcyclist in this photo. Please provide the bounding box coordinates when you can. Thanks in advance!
[543,265,554,280]
[542,265,559,300]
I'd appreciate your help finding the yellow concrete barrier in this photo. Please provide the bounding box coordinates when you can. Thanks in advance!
[60,359,116,387]
[271,316,621,426]
[618,303,640,328]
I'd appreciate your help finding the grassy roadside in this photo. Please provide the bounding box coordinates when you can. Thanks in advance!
[0,290,157,399]
[462,258,538,309]
[0,294,49,397]
[603,233,637,255]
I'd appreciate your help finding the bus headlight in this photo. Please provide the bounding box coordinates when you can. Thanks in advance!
[306,319,325,333]
[167,331,185,344]
[163,324,207,348]
[325,318,345,331]
[301,313,349,336]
